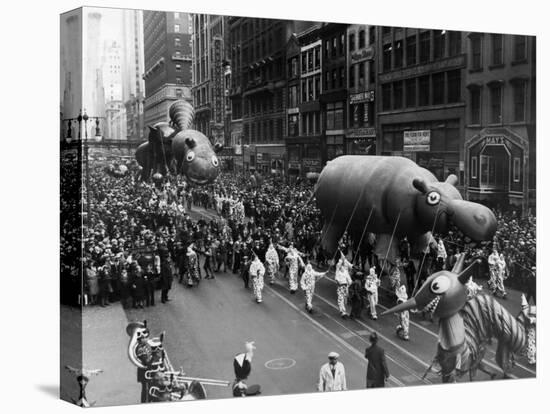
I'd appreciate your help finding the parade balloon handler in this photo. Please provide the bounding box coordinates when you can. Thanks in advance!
[364,267,381,320]
[300,256,328,313]
[278,243,305,294]
[264,241,280,285]
[394,285,410,341]
[334,251,353,318]
[250,252,266,303]
[233,342,261,397]
[318,352,347,392]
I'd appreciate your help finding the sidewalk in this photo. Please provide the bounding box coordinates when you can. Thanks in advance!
[81,304,137,407]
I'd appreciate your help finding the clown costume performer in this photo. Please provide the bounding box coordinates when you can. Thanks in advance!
[394,285,410,340]
[334,252,353,317]
[365,267,381,319]
[465,276,483,299]
[186,245,201,287]
[278,244,304,293]
[300,262,327,313]
[249,255,266,303]
[265,243,280,285]
[520,294,536,365]
[488,249,507,298]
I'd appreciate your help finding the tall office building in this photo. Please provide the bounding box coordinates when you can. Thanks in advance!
[122,9,146,140]
[191,14,227,145]
[103,40,126,140]
[143,10,193,126]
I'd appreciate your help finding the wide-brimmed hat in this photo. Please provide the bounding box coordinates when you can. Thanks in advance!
[328,352,339,359]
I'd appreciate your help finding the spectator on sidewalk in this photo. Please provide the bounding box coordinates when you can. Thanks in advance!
[364,333,389,388]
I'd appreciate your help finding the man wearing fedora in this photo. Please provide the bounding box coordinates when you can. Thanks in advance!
[318,352,347,392]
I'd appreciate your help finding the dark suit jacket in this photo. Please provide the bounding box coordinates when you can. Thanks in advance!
[364,344,389,382]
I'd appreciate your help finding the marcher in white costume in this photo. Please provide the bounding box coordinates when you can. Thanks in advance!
[394,285,410,340]
[249,254,266,303]
[264,243,280,285]
[278,244,304,293]
[334,252,353,317]
[520,294,536,365]
[365,267,381,319]
[465,276,483,299]
[488,248,507,298]
[300,261,327,313]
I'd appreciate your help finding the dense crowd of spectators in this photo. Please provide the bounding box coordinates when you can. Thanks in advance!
[60,154,536,307]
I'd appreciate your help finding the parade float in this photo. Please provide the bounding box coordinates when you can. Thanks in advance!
[135,100,222,184]
[382,254,536,382]
[126,321,230,402]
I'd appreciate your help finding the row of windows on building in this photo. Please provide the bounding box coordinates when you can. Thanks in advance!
[470,155,522,186]
[469,33,528,70]
[243,117,284,142]
[381,69,462,111]
[468,79,528,125]
[348,27,375,51]
[382,30,462,72]
[242,91,285,116]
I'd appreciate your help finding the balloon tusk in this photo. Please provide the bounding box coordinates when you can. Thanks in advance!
[381,298,417,316]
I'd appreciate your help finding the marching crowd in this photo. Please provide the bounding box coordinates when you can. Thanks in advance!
[62,154,536,328]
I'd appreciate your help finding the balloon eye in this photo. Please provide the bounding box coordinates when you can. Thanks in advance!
[426,191,441,206]
[211,155,219,167]
[430,275,451,294]
[186,151,195,162]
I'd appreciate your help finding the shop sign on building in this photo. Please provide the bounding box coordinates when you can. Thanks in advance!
[403,130,431,151]
[349,90,375,104]
[347,127,376,138]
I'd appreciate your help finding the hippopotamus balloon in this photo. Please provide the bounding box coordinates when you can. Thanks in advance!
[314,155,497,258]
[134,100,221,185]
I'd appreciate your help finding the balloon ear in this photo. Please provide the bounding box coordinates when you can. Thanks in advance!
[412,178,429,194]
[445,174,458,186]
[148,125,156,133]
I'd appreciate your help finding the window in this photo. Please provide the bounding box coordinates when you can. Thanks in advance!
[382,26,392,36]
[359,30,366,48]
[176,77,182,84]
[301,80,307,102]
[419,75,430,106]
[405,78,416,107]
[383,43,392,71]
[513,157,521,182]
[339,67,345,88]
[394,40,403,68]
[326,102,344,130]
[289,85,298,108]
[174,12,180,18]
[340,34,345,55]
[332,37,338,57]
[349,65,355,88]
[489,84,503,123]
[175,37,181,47]
[382,83,392,111]
[325,71,330,90]
[513,35,527,61]
[349,33,355,51]
[471,35,482,69]
[175,64,182,71]
[332,69,337,89]
[513,80,526,122]
[315,76,320,98]
[449,31,461,56]
[491,34,503,65]
[406,35,417,66]
[301,53,307,74]
[393,81,403,109]
[420,31,430,63]
[369,26,375,45]
[308,78,314,100]
[447,69,461,103]
[358,62,365,87]
[174,24,180,32]
[433,30,446,59]
[470,87,481,124]
[314,46,321,69]
[368,60,375,85]
[433,72,445,104]
[471,156,478,179]
[308,51,313,72]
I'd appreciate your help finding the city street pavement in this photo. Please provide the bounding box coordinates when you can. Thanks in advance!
[80,206,535,406]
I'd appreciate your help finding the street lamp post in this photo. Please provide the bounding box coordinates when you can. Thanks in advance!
[82,111,91,225]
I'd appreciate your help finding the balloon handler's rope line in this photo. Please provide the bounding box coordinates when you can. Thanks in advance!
[160,136,170,176]
[352,206,375,265]
[379,210,401,278]
[319,202,339,248]
[412,203,442,296]
[331,185,366,262]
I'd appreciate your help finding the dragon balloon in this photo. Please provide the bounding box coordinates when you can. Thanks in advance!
[135,100,221,185]
[382,254,536,382]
